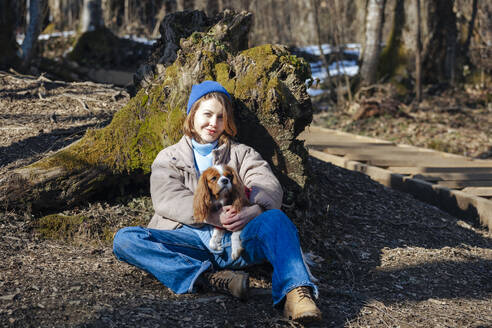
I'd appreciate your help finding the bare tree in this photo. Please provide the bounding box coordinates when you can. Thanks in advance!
[81,0,104,32]
[360,0,386,85]
[21,0,48,70]
[462,0,478,58]
[415,0,422,102]
[0,0,19,70]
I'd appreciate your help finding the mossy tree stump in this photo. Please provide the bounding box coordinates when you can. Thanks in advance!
[0,10,313,213]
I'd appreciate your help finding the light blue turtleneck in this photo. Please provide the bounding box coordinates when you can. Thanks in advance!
[191,138,218,175]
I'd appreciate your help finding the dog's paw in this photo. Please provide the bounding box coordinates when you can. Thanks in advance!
[209,239,223,251]
[231,245,244,260]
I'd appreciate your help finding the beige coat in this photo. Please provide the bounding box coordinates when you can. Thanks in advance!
[148,136,283,230]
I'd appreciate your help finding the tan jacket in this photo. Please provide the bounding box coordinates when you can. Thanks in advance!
[148,136,283,230]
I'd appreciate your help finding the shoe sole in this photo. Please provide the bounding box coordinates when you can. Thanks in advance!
[291,311,322,324]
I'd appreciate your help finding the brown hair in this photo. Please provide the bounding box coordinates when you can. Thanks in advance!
[183,92,237,144]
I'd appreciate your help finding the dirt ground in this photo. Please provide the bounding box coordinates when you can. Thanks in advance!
[0,70,491,328]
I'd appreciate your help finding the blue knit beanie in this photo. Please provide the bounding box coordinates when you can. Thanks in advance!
[186,81,231,115]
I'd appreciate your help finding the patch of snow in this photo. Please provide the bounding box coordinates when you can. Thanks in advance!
[307,88,327,97]
[122,35,157,46]
[298,43,361,92]
[17,31,77,44]
[300,44,334,56]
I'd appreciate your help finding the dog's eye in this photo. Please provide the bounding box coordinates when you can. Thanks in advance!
[210,176,217,181]
[227,174,233,181]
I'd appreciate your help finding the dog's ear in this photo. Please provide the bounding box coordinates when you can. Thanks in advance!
[194,172,212,223]
[229,167,249,211]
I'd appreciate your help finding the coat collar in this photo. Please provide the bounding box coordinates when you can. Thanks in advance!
[172,136,231,174]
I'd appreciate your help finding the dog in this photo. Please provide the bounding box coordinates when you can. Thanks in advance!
[193,164,250,260]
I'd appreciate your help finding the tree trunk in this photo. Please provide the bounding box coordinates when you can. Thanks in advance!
[415,0,422,102]
[124,0,129,26]
[360,0,386,85]
[379,0,460,86]
[1,10,314,213]
[48,0,62,29]
[0,0,20,70]
[80,0,104,32]
[21,0,47,70]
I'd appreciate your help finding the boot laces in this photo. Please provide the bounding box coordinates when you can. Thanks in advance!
[210,276,232,290]
[296,286,312,301]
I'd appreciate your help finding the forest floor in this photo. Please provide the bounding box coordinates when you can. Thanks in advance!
[311,83,492,159]
[0,70,491,328]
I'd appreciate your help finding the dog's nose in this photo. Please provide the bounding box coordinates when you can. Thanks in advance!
[218,176,229,185]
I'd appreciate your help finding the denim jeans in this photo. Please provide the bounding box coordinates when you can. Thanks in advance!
[113,209,317,305]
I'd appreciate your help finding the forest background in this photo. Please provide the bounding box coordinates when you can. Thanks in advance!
[0,1,491,327]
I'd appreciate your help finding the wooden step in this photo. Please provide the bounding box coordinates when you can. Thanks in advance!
[301,126,492,231]
[461,187,492,197]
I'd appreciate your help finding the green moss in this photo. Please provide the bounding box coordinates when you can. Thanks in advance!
[378,0,407,81]
[233,45,279,101]
[141,94,149,107]
[27,22,312,204]
[280,54,311,81]
[41,23,56,35]
[36,214,87,240]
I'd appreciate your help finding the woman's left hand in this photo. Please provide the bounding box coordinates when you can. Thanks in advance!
[221,204,263,232]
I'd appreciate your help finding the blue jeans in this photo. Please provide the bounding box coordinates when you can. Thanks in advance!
[113,209,317,305]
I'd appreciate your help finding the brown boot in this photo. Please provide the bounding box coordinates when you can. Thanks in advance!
[283,286,322,323]
[201,270,249,300]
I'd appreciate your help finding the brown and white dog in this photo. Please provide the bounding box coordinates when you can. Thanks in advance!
[193,164,250,260]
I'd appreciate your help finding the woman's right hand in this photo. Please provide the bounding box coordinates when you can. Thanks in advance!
[219,205,238,226]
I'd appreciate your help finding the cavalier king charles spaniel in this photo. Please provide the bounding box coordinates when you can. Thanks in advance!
[193,164,250,260]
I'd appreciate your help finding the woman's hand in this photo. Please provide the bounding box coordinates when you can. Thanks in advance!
[220,204,263,232]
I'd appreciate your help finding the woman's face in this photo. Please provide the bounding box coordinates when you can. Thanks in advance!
[193,98,225,143]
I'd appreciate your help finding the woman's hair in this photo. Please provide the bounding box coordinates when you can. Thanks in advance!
[183,92,237,145]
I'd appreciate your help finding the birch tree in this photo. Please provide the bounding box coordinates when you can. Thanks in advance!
[80,0,104,32]
[360,0,386,85]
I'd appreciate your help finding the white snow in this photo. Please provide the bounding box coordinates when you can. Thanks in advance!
[299,43,361,96]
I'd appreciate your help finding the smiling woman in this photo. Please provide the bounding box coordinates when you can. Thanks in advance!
[183,81,237,146]
[192,98,225,143]
[112,80,322,323]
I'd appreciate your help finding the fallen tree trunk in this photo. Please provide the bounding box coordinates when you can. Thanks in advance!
[0,9,313,212]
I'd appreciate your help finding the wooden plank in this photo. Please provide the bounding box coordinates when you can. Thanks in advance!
[412,172,492,182]
[461,187,492,197]
[437,180,492,189]
[311,143,424,157]
[342,153,476,167]
[308,149,492,231]
[302,127,492,167]
[303,126,476,160]
[389,166,492,174]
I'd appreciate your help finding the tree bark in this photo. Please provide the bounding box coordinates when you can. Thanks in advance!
[21,0,47,70]
[415,0,422,102]
[80,0,104,32]
[124,0,129,26]
[1,10,314,213]
[372,0,463,90]
[0,0,20,70]
[48,0,62,29]
[462,0,478,59]
[360,0,386,85]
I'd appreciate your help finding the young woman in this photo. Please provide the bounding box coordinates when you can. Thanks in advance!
[113,81,321,323]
